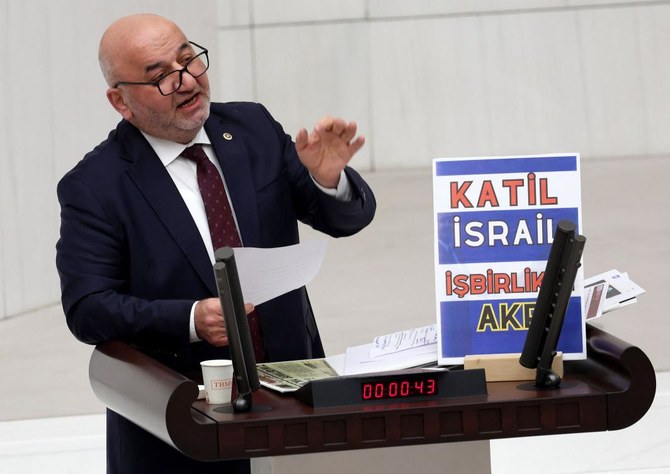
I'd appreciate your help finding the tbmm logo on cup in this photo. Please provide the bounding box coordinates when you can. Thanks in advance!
[211,379,233,390]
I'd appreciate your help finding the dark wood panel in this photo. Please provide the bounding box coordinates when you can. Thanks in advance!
[89,324,656,461]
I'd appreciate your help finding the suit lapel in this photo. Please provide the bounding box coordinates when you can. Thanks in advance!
[119,122,217,294]
[205,116,261,247]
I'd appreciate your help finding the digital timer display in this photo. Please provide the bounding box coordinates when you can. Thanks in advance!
[292,368,487,408]
[361,374,439,401]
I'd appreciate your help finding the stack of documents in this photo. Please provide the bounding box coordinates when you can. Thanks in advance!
[255,324,441,392]
[584,269,645,320]
[256,359,338,393]
[343,324,438,375]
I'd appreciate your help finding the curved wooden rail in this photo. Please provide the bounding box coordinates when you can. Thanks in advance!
[89,341,218,461]
[89,325,656,460]
[566,324,656,430]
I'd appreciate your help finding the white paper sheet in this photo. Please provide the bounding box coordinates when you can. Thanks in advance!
[369,324,438,358]
[232,240,327,305]
[584,269,645,313]
[344,342,437,375]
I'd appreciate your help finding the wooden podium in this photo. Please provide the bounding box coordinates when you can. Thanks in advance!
[89,324,655,464]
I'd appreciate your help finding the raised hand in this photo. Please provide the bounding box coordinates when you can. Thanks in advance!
[295,116,365,189]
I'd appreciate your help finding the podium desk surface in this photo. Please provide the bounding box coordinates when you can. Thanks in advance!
[89,325,656,462]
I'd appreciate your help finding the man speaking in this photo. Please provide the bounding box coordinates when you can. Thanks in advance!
[56,13,375,473]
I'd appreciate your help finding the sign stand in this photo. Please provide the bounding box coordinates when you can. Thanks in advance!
[464,353,563,382]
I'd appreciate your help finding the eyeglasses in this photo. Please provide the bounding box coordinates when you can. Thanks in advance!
[114,41,209,96]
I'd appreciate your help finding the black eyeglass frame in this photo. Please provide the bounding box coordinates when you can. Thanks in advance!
[113,41,209,96]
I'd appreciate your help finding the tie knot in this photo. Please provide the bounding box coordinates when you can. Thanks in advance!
[181,144,209,164]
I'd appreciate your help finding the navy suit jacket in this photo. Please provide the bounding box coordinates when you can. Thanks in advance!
[56,102,376,473]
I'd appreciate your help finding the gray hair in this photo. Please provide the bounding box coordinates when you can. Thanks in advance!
[98,50,116,86]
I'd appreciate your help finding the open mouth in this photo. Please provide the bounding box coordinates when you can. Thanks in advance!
[177,93,199,109]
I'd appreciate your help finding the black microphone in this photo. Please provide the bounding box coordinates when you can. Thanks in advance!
[213,247,260,412]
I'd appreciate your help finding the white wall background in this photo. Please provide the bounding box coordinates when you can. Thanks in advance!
[0,0,220,320]
[1,0,669,320]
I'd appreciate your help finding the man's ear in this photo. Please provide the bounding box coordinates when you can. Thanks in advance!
[106,88,133,120]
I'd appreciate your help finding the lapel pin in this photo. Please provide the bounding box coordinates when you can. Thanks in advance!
[223,132,233,141]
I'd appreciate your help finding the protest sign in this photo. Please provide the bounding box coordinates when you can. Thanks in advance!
[433,154,585,364]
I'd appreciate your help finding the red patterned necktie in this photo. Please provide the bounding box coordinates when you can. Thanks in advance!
[181,144,266,362]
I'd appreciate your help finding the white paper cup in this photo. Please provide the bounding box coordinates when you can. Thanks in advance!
[200,359,234,404]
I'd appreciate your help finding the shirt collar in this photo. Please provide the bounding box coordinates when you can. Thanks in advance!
[141,128,212,167]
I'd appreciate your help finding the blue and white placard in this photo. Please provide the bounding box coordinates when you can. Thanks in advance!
[433,154,586,364]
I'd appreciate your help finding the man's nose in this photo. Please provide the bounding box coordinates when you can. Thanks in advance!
[178,67,200,90]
